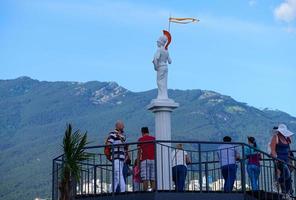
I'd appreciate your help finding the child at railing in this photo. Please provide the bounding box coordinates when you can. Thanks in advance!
[133,159,141,191]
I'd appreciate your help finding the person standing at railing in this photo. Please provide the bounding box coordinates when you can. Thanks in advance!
[106,120,127,193]
[270,124,294,197]
[217,136,240,193]
[137,127,156,191]
[171,143,191,192]
[245,136,261,191]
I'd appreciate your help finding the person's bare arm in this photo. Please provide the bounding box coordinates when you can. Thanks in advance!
[105,133,113,146]
[270,135,278,158]
[125,145,130,162]
[186,154,191,164]
[137,145,142,166]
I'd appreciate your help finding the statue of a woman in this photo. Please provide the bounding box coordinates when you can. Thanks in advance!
[152,31,172,99]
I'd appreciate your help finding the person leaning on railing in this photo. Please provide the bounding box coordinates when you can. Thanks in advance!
[245,136,261,191]
[171,143,191,192]
[270,124,294,197]
[217,136,240,193]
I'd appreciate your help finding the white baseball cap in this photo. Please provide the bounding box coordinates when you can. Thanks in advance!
[277,124,294,137]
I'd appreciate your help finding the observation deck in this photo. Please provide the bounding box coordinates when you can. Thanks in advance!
[52,140,296,200]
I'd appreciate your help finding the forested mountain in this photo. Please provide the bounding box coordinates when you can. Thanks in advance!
[1,76,295,200]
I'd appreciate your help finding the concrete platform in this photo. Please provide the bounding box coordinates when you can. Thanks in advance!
[75,191,261,200]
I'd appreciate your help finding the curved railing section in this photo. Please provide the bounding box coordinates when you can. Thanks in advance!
[52,140,296,200]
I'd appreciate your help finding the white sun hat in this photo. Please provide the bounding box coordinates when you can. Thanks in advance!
[277,124,294,137]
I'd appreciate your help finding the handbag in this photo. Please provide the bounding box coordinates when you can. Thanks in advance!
[123,163,132,177]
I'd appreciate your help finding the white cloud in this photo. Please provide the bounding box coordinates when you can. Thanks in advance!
[285,26,296,33]
[274,0,296,23]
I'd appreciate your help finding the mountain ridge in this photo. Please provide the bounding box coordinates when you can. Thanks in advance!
[3,76,294,117]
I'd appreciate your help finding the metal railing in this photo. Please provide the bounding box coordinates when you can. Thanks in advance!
[52,140,296,199]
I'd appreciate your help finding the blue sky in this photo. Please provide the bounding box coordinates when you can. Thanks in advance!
[1,0,295,116]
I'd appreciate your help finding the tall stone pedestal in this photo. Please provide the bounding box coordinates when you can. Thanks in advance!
[147,98,179,190]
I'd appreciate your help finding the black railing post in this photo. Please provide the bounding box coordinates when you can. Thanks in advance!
[205,153,209,192]
[100,155,103,194]
[111,144,115,195]
[80,169,82,195]
[57,162,60,200]
[161,144,164,190]
[198,144,202,192]
[94,165,97,194]
[241,145,246,194]
[168,144,172,191]
[52,159,55,200]
[154,141,158,192]
[73,174,77,198]
[294,166,296,198]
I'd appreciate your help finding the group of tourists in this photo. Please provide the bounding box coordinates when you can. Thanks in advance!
[218,135,260,192]
[104,121,295,196]
[218,123,295,198]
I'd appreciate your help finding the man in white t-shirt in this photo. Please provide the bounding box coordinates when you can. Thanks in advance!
[171,143,191,192]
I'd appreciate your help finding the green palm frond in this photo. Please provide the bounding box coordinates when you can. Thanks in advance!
[61,123,90,182]
[60,124,91,200]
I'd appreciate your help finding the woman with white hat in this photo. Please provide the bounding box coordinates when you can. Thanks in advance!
[270,124,294,197]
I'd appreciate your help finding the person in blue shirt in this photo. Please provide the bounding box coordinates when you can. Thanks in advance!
[245,137,261,191]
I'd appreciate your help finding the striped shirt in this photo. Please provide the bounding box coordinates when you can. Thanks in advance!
[107,130,126,160]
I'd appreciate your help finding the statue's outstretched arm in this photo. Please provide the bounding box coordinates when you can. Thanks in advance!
[168,53,172,64]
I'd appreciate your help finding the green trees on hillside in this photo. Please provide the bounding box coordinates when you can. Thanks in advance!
[59,124,90,200]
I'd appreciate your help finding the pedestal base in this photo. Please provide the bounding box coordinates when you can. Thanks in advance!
[147,99,179,113]
[147,98,179,190]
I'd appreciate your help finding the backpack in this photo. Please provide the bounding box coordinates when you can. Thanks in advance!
[104,131,125,161]
[104,137,112,161]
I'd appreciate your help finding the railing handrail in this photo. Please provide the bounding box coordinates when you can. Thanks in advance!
[84,140,247,149]
[54,140,296,170]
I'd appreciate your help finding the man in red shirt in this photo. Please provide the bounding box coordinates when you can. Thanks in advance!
[137,127,155,191]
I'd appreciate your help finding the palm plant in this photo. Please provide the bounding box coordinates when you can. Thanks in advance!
[59,124,90,200]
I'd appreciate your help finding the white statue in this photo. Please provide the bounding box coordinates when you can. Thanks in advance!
[153,31,172,99]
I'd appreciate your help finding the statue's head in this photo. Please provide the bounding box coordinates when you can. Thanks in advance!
[157,35,168,47]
